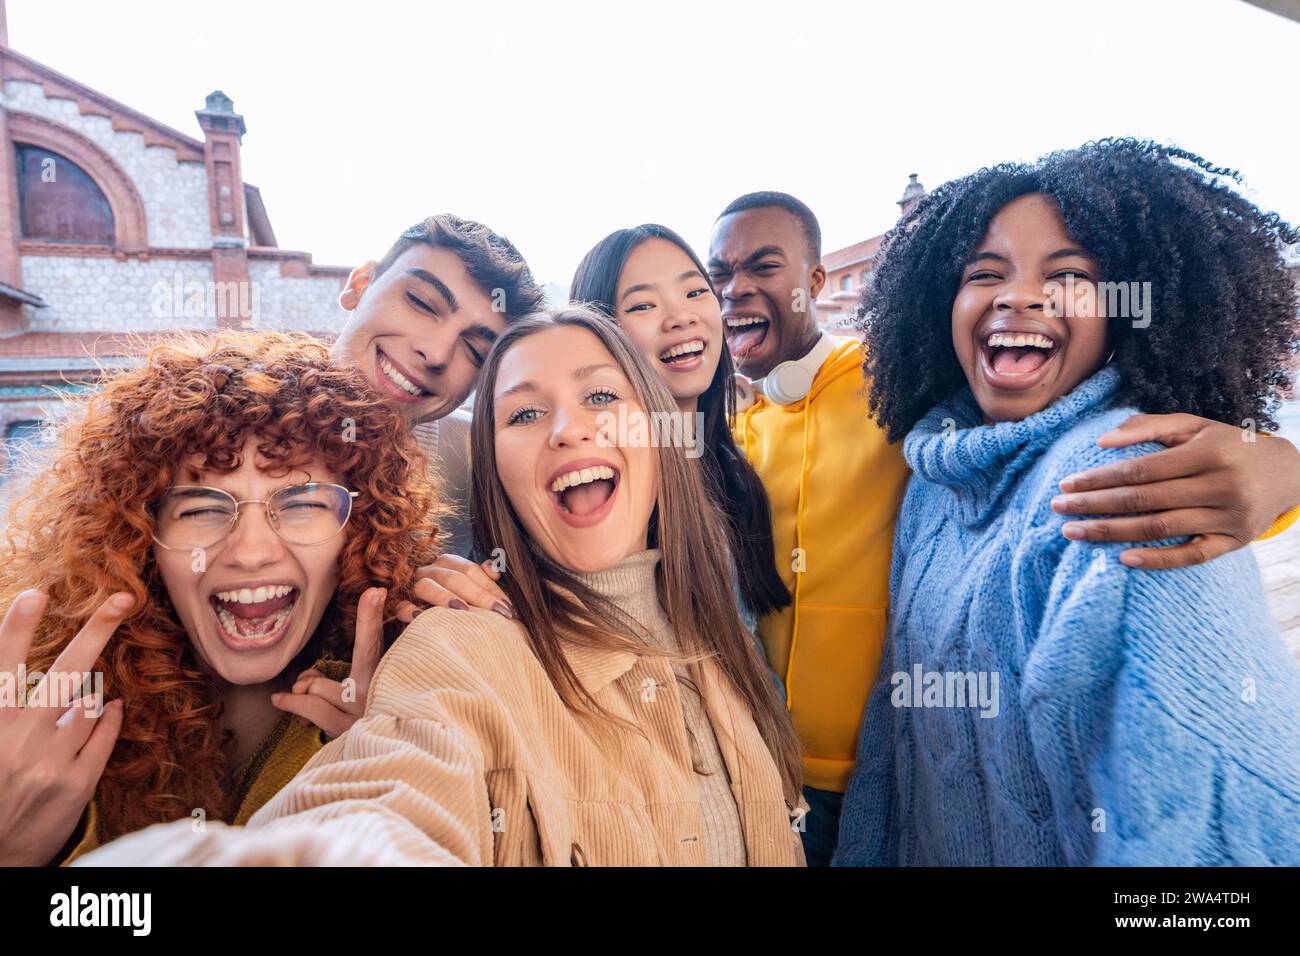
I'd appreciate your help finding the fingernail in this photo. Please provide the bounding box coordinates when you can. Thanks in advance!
[1058,477,1078,492]
[1121,553,1144,567]
[449,598,469,611]
[1051,495,1073,512]
[270,693,282,703]
[493,601,514,620]
[110,593,134,612]
[1062,523,1085,540]
[17,590,43,612]
[373,588,387,607]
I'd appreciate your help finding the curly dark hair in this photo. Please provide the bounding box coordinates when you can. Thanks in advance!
[858,138,1300,442]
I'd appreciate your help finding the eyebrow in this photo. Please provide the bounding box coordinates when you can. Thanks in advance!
[496,362,621,400]
[1046,247,1094,261]
[406,268,460,312]
[169,487,230,500]
[966,247,1095,266]
[707,245,785,271]
[618,270,704,304]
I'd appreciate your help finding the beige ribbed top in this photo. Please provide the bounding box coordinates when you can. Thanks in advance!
[573,549,747,867]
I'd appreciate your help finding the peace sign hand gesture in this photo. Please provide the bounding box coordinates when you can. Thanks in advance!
[0,590,131,866]
[271,587,386,740]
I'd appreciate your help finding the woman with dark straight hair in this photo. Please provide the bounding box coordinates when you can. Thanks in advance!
[570,223,790,626]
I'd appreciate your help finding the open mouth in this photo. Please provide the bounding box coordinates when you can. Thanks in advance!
[548,461,620,528]
[980,330,1060,389]
[658,338,706,370]
[725,316,769,359]
[209,584,299,648]
[375,348,434,404]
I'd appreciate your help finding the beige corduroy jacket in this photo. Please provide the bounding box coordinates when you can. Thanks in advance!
[77,603,806,867]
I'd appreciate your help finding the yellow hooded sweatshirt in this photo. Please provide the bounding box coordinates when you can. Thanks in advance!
[733,335,909,793]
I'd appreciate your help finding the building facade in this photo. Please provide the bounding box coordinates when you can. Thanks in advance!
[0,14,349,464]
[815,173,926,333]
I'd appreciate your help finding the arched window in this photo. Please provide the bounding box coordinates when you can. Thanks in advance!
[14,144,115,243]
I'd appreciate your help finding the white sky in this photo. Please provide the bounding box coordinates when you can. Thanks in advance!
[10,0,1299,287]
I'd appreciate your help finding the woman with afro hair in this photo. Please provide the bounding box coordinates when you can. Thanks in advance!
[0,332,439,865]
[834,139,1300,866]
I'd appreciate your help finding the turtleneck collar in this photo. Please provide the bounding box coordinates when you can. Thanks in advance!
[904,366,1123,527]
[569,548,664,629]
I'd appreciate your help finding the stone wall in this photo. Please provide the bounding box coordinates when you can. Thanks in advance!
[2,79,210,249]
[19,255,216,332]
[246,261,347,333]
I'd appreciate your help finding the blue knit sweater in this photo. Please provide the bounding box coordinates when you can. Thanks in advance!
[833,367,1300,866]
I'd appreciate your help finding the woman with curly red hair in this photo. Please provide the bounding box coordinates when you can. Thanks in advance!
[0,331,439,865]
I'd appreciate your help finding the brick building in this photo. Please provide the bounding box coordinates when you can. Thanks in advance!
[815,173,926,332]
[0,5,348,463]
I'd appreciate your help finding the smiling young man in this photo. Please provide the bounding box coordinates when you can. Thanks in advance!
[709,190,1300,866]
[332,214,547,555]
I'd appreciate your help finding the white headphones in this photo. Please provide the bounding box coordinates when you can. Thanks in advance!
[760,333,835,406]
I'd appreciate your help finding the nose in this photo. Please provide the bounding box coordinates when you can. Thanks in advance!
[995,273,1047,314]
[663,302,700,332]
[720,271,755,303]
[547,400,598,450]
[221,504,287,570]
[411,331,455,372]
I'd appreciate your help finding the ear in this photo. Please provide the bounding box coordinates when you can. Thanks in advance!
[339,261,378,311]
[808,262,827,300]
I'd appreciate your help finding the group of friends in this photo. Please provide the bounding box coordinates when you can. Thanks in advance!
[2,137,1300,867]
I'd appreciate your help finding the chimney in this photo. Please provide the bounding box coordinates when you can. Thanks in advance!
[195,91,251,328]
[897,173,927,217]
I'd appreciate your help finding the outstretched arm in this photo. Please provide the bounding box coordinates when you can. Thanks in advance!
[73,712,489,866]
[74,621,499,867]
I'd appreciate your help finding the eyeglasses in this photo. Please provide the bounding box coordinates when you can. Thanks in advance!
[152,483,359,551]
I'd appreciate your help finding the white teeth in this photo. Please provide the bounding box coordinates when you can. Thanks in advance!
[216,584,294,604]
[725,316,768,329]
[987,332,1055,350]
[215,598,295,641]
[659,340,706,360]
[379,354,426,396]
[550,465,616,494]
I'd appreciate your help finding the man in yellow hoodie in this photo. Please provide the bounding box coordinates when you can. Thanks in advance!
[708,191,1300,865]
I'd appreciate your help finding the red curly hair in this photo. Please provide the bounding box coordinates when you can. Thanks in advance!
[0,331,441,842]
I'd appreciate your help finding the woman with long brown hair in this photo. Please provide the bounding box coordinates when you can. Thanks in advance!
[78,308,805,867]
[0,332,438,865]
